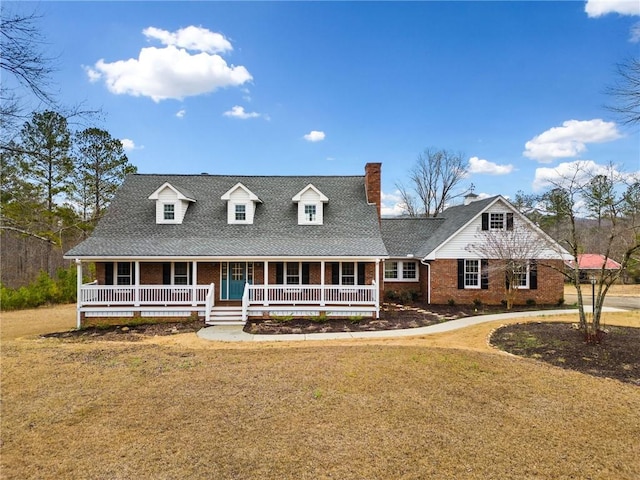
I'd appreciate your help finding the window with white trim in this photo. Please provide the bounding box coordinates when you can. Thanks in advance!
[117,262,133,285]
[341,262,355,285]
[490,213,504,230]
[304,204,317,222]
[174,262,190,285]
[235,204,246,221]
[286,263,300,285]
[465,260,480,288]
[384,260,419,281]
[163,204,175,220]
[512,262,529,289]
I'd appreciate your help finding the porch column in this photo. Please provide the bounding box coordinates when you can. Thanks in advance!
[320,260,325,306]
[375,258,380,318]
[263,260,269,306]
[192,261,198,306]
[134,261,141,306]
[76,259,82,329]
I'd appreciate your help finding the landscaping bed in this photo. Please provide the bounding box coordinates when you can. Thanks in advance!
[491,322,640,385]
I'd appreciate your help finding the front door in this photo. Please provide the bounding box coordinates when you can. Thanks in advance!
[221,262,251,300]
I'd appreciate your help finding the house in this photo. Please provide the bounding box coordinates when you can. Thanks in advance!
[380,194,568,306]
[65,164,567,328]
[565,254,623,283]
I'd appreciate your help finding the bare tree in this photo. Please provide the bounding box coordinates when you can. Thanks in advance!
[396,148,470,217]
[605,57,640,126]
[466,218,548,309]
[540,162,640,342]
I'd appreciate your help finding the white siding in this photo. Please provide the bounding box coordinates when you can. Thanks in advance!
[226,188,256,224]
[297,189,323,225]
[155,186,191,224]
[434,199,563,259]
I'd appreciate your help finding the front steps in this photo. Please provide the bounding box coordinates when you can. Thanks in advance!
[207,305,245,325]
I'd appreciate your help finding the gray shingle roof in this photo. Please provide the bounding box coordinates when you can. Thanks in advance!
[380,196,500,258]
[66,174,388,258]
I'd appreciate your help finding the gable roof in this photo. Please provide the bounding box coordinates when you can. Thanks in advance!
[147,182,196,202]
[66,174,387,259]
[568,254,623,270]
[220,182,262,202]
[292,184,329,203]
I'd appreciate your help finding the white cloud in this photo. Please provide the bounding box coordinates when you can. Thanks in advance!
[176,109,186,119]
[531,160,624,191]
[303,130,325,142]
[523,119,622,163]
[120,138,140,151]
[223,105,261,119]
[381,190,405,217]
[468,156,514,175]
[142,26,233,54]
[86,26,252,102]
[585,0,640,17]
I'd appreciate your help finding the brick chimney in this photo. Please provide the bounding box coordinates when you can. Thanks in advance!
[365,162,382,222]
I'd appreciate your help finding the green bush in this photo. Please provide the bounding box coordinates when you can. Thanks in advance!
[0,266,78,311]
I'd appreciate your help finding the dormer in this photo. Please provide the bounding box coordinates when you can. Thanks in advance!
[221,183,262,224]
[148,182,196,224]
[292,184,328,225]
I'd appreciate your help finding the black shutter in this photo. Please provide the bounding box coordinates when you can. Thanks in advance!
[506,212,514,231]
[331,262,340,285]
[162,263,171,285]
[481,260,489,290]
[481,213,489,231]
[530,260,538,290]
[131,262,136,286]
[457,259,465,289]
[105,263,114,285]
[302,263,310,285]
[275,262,284,284]
[189,263,194,285]
[357,262,366,285]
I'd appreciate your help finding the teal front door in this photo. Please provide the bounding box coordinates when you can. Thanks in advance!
[221,262,249,300]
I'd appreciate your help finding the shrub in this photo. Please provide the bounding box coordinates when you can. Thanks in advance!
[0,265,78,311]
[473,298,483,308]
[557,297,565,306]
[447,299,456,306]
[526,298,537,307]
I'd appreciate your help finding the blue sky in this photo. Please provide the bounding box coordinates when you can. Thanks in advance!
[9,0,640,215]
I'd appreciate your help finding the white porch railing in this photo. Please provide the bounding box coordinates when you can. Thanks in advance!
[79,284,210,307]
[246,284,377,306]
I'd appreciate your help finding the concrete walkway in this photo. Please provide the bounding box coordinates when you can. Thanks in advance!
[196,307,627,342]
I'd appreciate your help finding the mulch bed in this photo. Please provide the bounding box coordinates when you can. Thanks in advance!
[42,320,203,342]
[491,322,640,386]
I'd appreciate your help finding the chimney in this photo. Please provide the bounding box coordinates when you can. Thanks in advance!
[365,162,382,221]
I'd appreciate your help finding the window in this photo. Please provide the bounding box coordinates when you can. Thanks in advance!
[341,262,355,285]
[490,213,504,230]
[286,263,300,284]
[512,263,529,289]
[384,261,418,281]
[116,262,133,285]
[163,204,175,220]
[235,204,246,221]
[174,262,189,285]
[464,260,480,288]
[384,261,398,280]
[304,204,317,222]
[403,261,417,280]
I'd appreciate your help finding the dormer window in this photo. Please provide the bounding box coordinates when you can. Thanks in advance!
[304,204,317,222]
[148,182,196,225]
[164,204,175,220]
[293,184,328,225]
[221,183,261,225]
[235,204,247,221]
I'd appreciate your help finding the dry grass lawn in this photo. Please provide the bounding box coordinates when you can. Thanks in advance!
[564,283,640,297]
[2,305,639,479]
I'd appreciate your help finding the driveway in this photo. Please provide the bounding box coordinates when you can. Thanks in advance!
[564,292,640,310]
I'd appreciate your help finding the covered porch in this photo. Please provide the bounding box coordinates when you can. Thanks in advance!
[74,258,382,327]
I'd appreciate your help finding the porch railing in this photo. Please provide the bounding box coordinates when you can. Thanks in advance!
[246,284,377,306]
[79,284,210,307]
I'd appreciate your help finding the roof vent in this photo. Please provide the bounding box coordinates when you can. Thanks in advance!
[463,192,479,205]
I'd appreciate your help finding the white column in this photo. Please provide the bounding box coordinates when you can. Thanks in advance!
[320,260,325,306]
[76,259,83,329]
[192,261,198,306]
[134,261,141,306]
[263,260,269,306]
[375,258,380,318]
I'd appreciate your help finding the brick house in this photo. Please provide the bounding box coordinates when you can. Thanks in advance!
[65,163,567,327]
